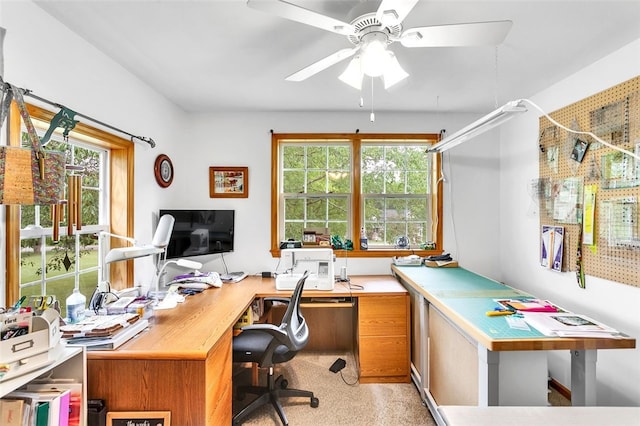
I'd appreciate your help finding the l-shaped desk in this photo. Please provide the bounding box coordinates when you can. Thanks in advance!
[85,276,410,426]
[86,268,635,426]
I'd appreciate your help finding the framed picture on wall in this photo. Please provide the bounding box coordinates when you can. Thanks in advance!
[209,166,248,198]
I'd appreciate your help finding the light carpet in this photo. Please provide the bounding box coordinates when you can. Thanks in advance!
[232,352,435,425]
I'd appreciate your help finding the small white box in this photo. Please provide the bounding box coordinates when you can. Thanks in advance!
[0,311,62,382]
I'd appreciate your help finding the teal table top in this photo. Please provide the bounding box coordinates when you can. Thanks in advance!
[393,265,549,340]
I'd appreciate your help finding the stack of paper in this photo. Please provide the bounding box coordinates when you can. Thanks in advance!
[522,312,621,338]
[62,314,149,350]
[495,298,560,312]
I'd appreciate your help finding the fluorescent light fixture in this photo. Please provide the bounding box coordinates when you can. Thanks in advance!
[103,214,176,264]
[427,100,527,153]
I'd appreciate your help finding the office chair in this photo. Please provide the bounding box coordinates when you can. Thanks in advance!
[232,271,319,425]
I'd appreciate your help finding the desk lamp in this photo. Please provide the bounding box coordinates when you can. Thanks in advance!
[101,214,175,292]
[104,214,175,264]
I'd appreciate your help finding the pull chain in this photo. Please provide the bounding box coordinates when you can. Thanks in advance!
[370,77,375,122]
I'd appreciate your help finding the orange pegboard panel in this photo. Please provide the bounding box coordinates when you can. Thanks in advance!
[537,76,639,287]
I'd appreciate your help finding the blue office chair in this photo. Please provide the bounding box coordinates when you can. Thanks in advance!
[232,271,319,425]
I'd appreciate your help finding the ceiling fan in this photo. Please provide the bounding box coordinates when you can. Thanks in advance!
[247,0,512,90]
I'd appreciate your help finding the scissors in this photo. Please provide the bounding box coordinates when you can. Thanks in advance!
[30,295,56,311]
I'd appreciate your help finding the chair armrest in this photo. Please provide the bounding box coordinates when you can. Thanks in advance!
[241,323,290,346]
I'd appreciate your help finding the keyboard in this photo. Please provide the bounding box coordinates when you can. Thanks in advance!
[220,271,248,283]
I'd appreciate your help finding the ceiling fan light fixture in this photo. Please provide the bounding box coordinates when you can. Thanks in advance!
[338,56,364,90]
[360,32,391,77]
[382,51,409,89]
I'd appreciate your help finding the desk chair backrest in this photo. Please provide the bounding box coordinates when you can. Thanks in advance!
[280,271,309,352]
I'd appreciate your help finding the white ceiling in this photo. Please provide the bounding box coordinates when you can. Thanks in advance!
[34,0,640,114]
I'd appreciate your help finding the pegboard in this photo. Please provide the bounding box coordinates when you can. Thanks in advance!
[537,76,640,287]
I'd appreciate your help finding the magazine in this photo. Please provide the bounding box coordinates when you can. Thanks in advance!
[522,312,621,338]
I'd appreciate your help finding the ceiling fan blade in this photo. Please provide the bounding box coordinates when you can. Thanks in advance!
[285,47,359,82]
[400,20,513,47]
[376,0,419,26]
[247,0,355,35]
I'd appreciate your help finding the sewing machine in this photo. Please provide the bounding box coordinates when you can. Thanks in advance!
[276,248,335,290]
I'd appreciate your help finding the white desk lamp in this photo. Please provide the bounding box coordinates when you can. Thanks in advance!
[99,214,176,294]
[103,214,175,264]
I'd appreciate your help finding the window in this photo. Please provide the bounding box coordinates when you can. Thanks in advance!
[271,133,442,257]
[5,102,135,315]
[18,136,107,317]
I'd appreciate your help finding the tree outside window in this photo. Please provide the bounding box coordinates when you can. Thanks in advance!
[271,133,442,257]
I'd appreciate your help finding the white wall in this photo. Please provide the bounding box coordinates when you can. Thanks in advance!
[163,110,501,278]
[0,1,187,289]
[500,39,640,405]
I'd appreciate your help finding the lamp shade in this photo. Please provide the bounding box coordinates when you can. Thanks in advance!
[382,51,409,89]
[103,214,176,264]
[104,245,165,264]
[361,38,389,77]
[338,56,363,90]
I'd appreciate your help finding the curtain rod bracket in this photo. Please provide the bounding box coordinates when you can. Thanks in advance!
[1,79,156,148]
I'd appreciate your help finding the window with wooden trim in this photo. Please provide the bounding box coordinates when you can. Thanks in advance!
[270,133,443,257]
[4,102,135,313]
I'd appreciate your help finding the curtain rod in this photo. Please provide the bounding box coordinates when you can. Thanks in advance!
[1,78,155,148]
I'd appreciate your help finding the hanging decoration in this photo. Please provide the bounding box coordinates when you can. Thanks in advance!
[41,107,79,145]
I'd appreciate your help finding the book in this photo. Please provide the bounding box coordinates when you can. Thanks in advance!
[27,381,82,426]
[60,313,140,338]
[35,401,49,426]
[66,318,149,350]
[0,399,24,426]
[3,392,39,426]
[19,388,70,426]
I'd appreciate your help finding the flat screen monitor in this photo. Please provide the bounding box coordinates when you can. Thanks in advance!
[159,209,235,259]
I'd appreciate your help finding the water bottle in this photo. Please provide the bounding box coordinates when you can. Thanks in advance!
[359,227,368,250]
[66,288,86,323]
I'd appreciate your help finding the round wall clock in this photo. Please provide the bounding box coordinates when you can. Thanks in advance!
[154,154,174,188]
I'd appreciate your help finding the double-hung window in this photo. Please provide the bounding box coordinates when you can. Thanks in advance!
[5,102,135,315]
[271,133,442,257]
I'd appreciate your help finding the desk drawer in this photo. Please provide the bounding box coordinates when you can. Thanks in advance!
[358,294,410,383]
[358,295,408,336]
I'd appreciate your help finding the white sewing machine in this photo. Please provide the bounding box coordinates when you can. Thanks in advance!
[276,248,335,290]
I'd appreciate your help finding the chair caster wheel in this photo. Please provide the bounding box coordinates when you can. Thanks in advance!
[310,397,319,408]
[280,379,288,389]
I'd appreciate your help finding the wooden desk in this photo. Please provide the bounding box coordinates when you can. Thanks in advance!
[392,265,636,424]
[86,276,409,425]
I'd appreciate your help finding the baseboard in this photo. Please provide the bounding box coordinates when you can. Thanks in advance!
[549,377,571,401]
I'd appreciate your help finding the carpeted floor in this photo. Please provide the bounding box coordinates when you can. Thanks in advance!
[232,352,435,425]
[232,352,571,425]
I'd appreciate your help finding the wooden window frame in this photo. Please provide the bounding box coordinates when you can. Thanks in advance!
[270,133,443,258]
[4,102,135,303]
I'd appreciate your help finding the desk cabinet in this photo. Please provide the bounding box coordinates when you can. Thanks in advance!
[358,295,410,383]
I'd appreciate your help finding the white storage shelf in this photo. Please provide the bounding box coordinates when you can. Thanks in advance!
[0,345,87,426]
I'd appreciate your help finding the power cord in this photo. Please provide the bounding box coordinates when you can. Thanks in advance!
[89,282,120,314]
